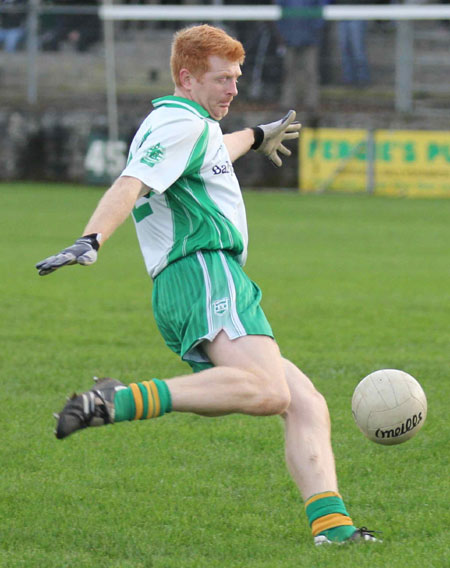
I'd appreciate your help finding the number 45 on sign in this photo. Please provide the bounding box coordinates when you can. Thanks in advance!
[84,138,127,184]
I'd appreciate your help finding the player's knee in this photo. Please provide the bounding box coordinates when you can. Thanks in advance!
[251,372,291,415]
[304,386,327,409]
[289,383,330,426]
[263,389,291,415]
[283,360,329,420]
[310,389,330,424]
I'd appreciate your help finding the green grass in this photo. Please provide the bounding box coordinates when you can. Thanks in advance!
[1,182,449,568]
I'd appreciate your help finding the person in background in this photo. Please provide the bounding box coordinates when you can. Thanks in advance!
[275,0,327,115]
[40,0,100,52]
[335,0,371,86]
[0,0,26,52]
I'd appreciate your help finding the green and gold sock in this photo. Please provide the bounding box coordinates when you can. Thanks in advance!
[305,491,356,542]
[114,379,172,422]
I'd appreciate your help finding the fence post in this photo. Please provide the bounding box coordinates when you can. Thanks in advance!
[366,129,376,194]
[103,0,119,142]
[395,20,414,112]
[26,0,40,105]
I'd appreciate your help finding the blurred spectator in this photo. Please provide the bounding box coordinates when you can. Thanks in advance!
[40,0,101,52]
[224,0,283,101]
[275,0,327,113]
[0,0,26,52]
[334,0,371,86]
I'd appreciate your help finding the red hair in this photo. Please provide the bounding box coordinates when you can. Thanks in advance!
[171,24,245,87]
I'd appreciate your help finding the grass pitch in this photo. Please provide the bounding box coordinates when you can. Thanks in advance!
[0,183,449,568]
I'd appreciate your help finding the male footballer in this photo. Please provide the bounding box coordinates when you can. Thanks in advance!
[36,24,379,546]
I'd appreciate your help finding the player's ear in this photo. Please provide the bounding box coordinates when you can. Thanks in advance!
[179,68,193,90]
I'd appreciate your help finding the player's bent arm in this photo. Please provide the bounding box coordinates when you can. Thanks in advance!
[223,128,255,162]
[224,112,301,167]
[83,175,145,243]
[230,111,301,167]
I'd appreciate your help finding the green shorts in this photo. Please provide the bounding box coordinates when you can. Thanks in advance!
[152,250,273,372]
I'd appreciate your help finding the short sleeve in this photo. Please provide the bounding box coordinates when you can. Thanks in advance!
[121,114,205,194]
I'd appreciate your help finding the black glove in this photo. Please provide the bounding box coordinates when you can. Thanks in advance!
[251,110,301,167]
[36,233,101,276]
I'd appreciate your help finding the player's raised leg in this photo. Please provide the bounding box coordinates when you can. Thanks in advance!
[54,377,173,439]
[54,332,291,438]
[169,332,290,416]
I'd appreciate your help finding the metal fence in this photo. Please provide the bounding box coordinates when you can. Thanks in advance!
[1,3,449,188]
[1,2,449,118]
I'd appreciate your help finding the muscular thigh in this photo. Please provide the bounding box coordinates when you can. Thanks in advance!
[204,331,285,383]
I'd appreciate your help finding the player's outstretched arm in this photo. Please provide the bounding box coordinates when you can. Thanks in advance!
[223,111,301,167]
[36,233,101,276]
[36,176,145,276]
[252,110,301,167]
[223,128,255,163]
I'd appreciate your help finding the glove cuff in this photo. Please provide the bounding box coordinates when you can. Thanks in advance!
[250,126,264,151]
[81,233,101,251]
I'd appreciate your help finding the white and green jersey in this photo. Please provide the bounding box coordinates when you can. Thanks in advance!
[121,95,248,279]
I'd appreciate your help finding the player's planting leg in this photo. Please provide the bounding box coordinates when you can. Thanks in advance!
[282,359,338,497]
[305,492,357,544]
[55,377,172,439]
[282,359,380,544]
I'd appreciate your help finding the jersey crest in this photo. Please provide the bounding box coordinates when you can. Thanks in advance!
[141,143,166,167]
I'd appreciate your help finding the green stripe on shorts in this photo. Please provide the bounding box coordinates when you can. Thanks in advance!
[152,250,273,372]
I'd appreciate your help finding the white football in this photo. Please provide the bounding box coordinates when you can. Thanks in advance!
[352,369,427,445]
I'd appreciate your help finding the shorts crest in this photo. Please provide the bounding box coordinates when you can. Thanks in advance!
[213,297,230,316]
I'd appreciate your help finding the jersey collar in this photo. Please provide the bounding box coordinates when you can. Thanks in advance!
[152,96,210,118]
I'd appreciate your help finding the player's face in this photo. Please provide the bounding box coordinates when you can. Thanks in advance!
[189,56,241,120]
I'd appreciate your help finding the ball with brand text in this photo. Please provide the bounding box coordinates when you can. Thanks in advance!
[352,369,427,445]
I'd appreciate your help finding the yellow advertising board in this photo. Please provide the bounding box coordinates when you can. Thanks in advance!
[300,128,450,197]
